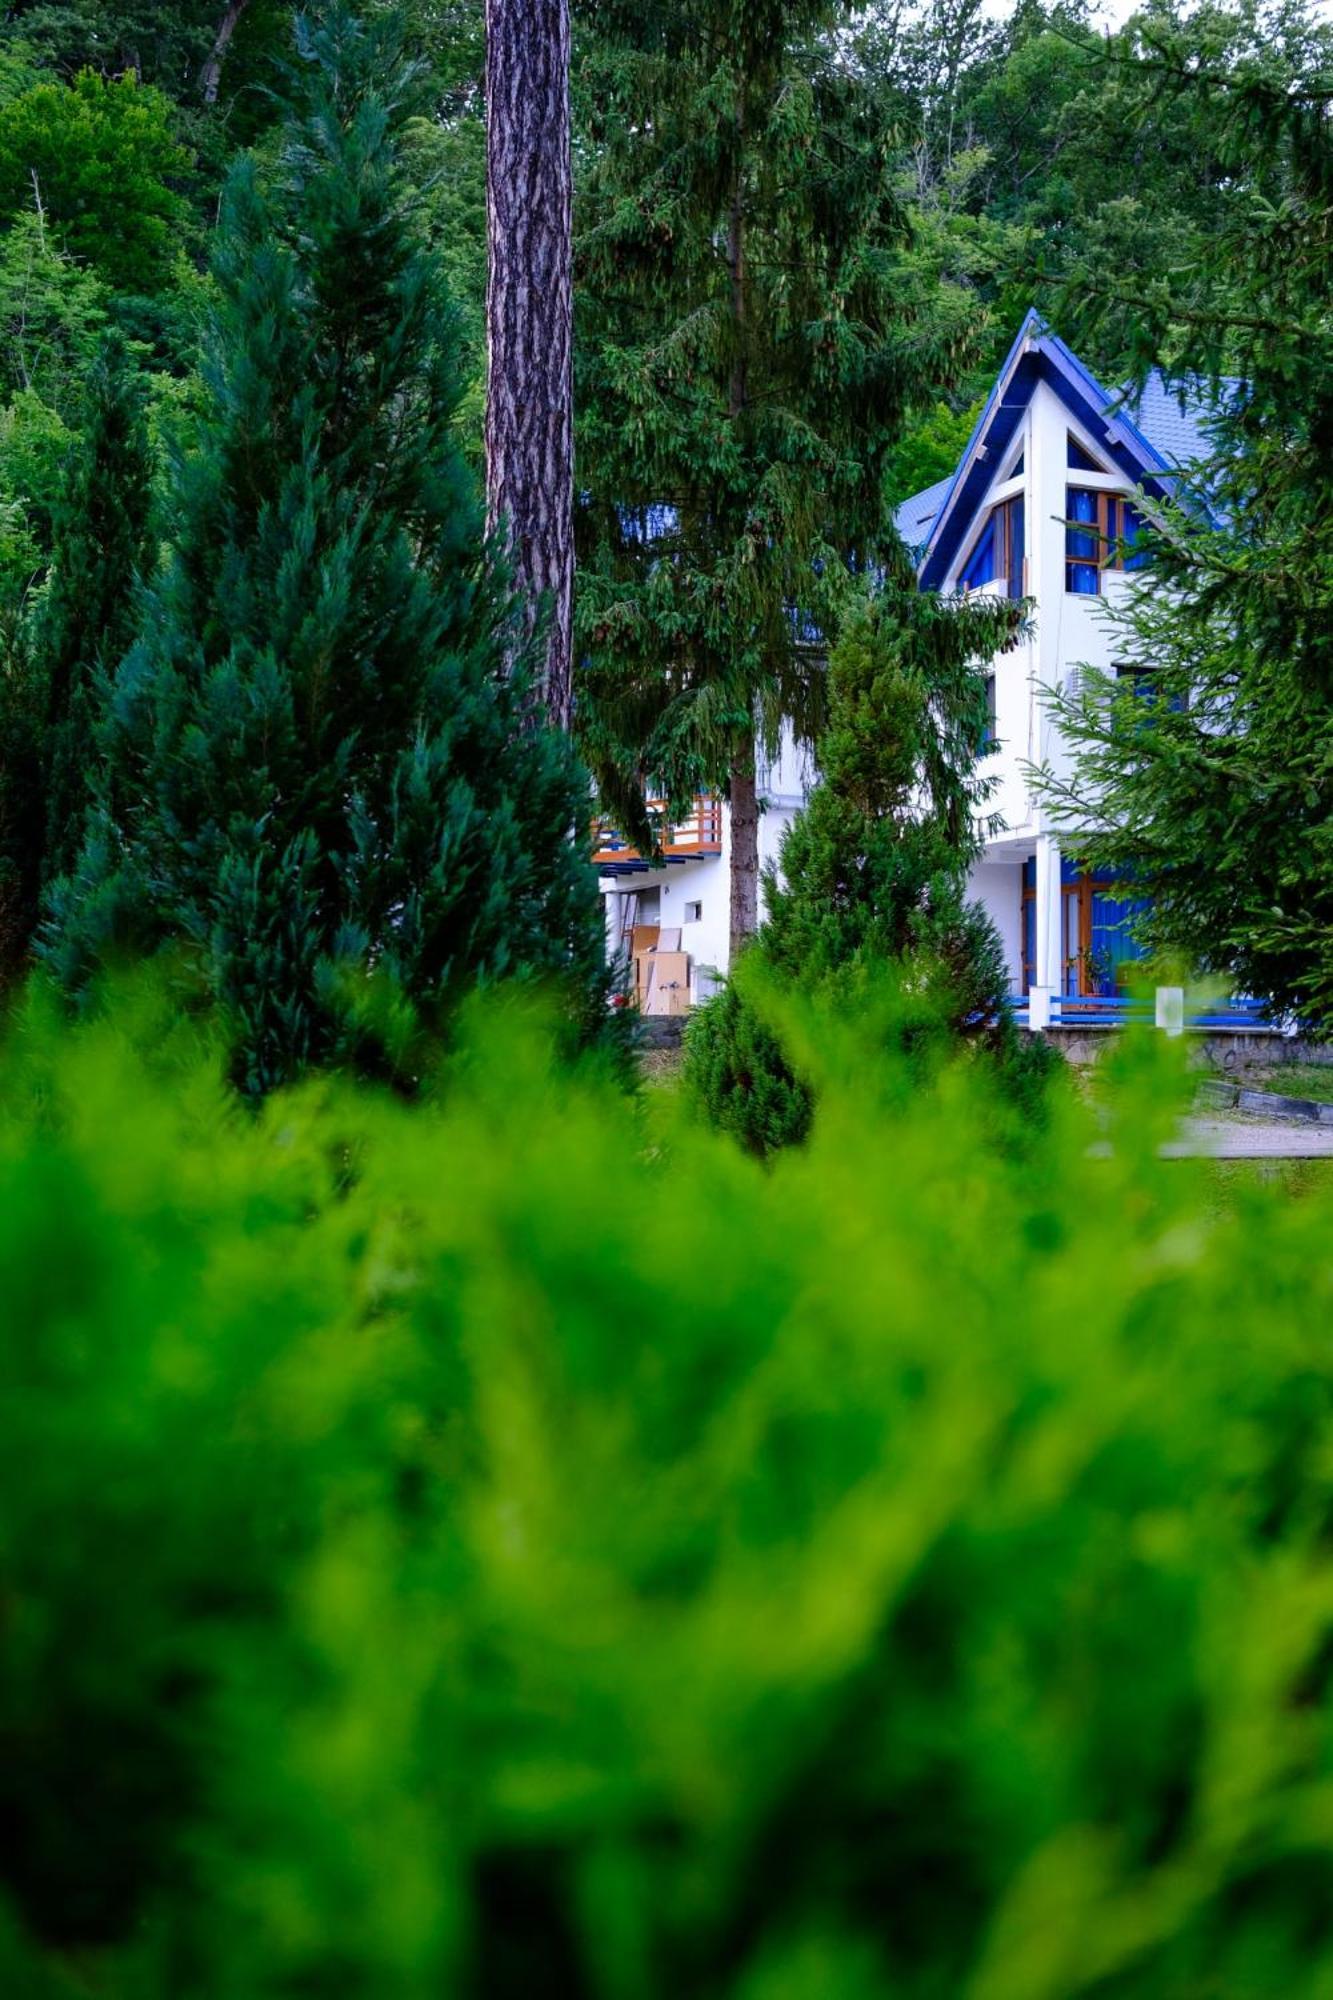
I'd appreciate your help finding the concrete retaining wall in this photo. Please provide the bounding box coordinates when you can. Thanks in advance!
[1044,1028,1333,1071]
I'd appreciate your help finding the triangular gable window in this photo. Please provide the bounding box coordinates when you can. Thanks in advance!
[1007,451,1024,478]
[959,495,1024,598]
[1067,433,1108,473]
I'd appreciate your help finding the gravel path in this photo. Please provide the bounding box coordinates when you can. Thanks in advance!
[1165,1117,1333,1160]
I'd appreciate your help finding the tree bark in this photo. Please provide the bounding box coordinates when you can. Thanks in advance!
[729,746,761,965]
[200,0,251,106]
[725,131,759,960]
[484,0,574,731]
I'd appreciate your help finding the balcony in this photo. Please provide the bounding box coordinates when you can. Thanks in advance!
[1010,992,1275,1033]
[592,795,723,874]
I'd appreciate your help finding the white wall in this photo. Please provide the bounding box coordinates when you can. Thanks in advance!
[967,858,1024,993]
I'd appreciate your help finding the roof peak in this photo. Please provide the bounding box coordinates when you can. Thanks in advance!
[896,315,1220,573]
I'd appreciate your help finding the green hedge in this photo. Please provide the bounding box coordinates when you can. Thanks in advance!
[3,978,1333,1997]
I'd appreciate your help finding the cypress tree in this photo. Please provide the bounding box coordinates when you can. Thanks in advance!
[685,559,1057,1155]
[0,332,152,983]
[38,331,155,891]
[45,3,606,1094]
[574,0,987,960]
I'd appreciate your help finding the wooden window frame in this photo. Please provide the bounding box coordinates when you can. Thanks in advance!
[1066,487,1132,596]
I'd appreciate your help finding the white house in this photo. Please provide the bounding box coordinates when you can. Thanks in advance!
[597,312,1220,1022]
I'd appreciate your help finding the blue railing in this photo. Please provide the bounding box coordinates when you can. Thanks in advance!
[1010,992,1274,1032]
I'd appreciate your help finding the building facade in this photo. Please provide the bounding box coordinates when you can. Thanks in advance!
[597,313,1214,1019]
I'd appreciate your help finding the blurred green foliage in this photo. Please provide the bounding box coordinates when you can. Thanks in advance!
[4,978,1333,1996]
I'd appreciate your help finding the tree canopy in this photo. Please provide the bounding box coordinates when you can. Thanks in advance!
[42,6,605,1092]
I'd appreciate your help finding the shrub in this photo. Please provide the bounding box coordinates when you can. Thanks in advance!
[683,585,1056,1156]
[3,980,1333,1995]
[683,963,812,1156]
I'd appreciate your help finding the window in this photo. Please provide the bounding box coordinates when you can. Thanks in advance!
[1019,857,1149,999]
[960,515,996,591]
[960,494,1024,598]
[1066,487,1101,594]
[1067,433,1107,472]
[1066,489,1150,594]
[1115,662,1186,714]
[1122,500,1149,570]
[981,673,997,753]
[684,900,703,923]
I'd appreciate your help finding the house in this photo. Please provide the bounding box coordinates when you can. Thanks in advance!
[597,311,1221,1023]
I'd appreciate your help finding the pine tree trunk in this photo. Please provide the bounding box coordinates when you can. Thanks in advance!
[484,0,574,731]
[729,747,761,963]
[200,0,251,104]
[725,133,757,961]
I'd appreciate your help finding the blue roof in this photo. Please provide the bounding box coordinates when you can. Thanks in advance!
[894,473,954,553]
[896,314,1223,586]
[1119,372,1223,471]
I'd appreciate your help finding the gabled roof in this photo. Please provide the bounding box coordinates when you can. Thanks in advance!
[894,473,954,552]
[894,310,1221,587]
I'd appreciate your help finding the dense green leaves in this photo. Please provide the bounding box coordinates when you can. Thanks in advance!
[0,69,191,294]
[42,6,606,1092]
[4,984,1333,1994]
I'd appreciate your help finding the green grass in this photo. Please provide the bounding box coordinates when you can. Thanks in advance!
[1243,1062,1333,1106]
[1206,1155,1333,1213]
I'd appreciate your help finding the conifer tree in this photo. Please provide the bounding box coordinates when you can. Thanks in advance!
[44,4,606,1094]
[38,332,155,892]
[1041,1,1333,1031]
[574,0,989,962]
[685,560,1055,1155]
[0,334,152,983]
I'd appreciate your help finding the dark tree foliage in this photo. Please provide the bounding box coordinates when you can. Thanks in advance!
[0,332,154,983]
[574,0,992,961]
[1041,0,1333,1032]
[686,559,1057,1155]
[43,4,607,1094]
[0,1,287,103]
[37,332,155,890]
[0,659,43,981]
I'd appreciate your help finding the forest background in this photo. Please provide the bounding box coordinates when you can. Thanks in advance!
[4,0,1331,1036]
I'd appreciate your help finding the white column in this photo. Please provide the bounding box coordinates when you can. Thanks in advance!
[602,885,624,963]
[1030,833,1063,1023]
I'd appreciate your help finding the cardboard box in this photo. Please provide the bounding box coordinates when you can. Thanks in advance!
[629,924,660,960]
[643,951,691,1016]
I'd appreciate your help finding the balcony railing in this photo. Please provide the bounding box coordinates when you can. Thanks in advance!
[1010,992,1274,1033]
[592,795,723,872]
